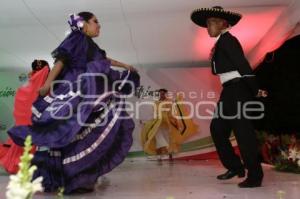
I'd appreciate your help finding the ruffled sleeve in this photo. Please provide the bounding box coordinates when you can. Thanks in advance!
[52,48,71,65]
[51,31,89,67]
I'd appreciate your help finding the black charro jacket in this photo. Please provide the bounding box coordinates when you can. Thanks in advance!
[211,31,259,96]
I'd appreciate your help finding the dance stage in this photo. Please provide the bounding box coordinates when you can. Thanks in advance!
[0,158,299,199]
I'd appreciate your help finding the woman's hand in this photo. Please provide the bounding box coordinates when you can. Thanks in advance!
[107,57,138,72]
[124,64,138,72]
[38,61,64,96]
[256,89,268,98]
[39,85,50,96]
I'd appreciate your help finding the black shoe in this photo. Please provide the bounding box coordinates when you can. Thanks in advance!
[217,170,245,180]
[238,178,262,188]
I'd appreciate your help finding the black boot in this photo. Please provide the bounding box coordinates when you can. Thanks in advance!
[238,178,262,188]
[217,169,245,180]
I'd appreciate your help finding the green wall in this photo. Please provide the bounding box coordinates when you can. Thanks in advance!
[0,71,26,141]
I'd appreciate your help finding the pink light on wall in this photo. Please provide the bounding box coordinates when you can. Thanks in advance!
[193,28,215,60]
[233,7,285,54]
[192,6,286,62]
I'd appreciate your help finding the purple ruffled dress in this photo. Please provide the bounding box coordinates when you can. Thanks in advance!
[8,30,140,193]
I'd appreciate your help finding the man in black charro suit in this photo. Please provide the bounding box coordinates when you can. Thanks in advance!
[191,6,268,188]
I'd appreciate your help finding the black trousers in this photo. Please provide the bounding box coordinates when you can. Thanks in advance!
[210,79,263,180]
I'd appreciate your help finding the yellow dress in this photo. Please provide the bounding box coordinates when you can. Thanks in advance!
[141,95,198,155]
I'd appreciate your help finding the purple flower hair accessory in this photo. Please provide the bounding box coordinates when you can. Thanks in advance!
[68,14,84,31]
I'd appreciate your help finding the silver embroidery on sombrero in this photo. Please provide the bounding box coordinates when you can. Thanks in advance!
[191,7,242,18]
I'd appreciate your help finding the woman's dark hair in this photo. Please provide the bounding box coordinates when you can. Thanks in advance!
[77,11,106,60]
[31,60,49,71]
[158,88,168,93]
[78,12,94,22]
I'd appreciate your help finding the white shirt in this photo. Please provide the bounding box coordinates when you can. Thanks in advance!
[219,71,242,84]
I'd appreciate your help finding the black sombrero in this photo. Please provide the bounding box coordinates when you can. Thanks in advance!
[191,6,242,27]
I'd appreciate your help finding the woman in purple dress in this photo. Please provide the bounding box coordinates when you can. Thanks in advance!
[8,12,140,194]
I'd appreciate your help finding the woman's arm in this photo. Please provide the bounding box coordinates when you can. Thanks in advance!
[39,60,64,96]
[107,57,137,71]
